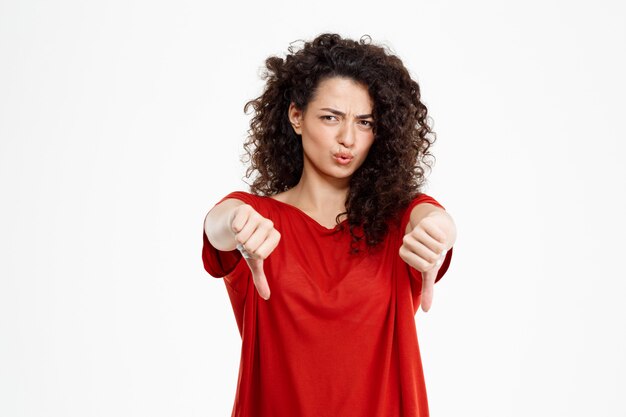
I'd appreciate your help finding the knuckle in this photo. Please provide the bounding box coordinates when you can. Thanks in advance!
[422,216,433,224]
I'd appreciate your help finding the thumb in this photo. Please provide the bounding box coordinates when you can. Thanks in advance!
[244,257,271,300]
[420,264,439,312]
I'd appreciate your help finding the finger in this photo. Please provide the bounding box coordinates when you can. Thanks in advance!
[435,249,447,268]
[399,243,432,272]
[252,229,281,260]
[420,265,438,312]
[245,258,271,300]
[230,205,252,234]
[240,218,275,256]
[421,251,446,312]
[411,221,447,254]
[233,210,261,244]
[421,217,448,246]
[401,234,443,267]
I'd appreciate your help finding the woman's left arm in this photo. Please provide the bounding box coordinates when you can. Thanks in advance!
[400,203,457,312]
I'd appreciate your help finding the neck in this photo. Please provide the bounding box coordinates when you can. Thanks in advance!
[289,167,350,215]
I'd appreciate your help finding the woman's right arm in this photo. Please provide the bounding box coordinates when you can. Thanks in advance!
[203,198,245,252]
[204,197,280,299]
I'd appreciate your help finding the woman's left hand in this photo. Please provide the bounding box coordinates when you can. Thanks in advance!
[399,212,450,312]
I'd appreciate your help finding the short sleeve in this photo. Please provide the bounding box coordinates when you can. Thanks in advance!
[400,193,454,285]
[201,191,258,278]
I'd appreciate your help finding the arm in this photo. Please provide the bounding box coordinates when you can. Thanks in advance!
[401,202,457,312]
[204,198,245,251]
[203,196,279,300]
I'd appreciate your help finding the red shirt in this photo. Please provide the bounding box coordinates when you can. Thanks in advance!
[202,191,453,417]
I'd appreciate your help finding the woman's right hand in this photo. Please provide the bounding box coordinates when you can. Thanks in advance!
[227,204,281,300]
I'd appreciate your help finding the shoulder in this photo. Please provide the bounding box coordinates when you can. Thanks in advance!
[215,190,263,207]
[404,192,446,213]
[214,190,279,220]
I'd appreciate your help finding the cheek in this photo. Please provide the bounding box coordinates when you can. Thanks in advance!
[360,132,375,150]
[303,125,335,148]
[310,124,335,141]
[301,131,328,157]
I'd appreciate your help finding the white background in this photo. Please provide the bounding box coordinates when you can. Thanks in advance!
[1,0,625,416]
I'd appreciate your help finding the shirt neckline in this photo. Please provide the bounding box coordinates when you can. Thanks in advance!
[263,194,348,233]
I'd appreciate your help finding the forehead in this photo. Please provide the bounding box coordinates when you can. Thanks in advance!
[310,76,373,109]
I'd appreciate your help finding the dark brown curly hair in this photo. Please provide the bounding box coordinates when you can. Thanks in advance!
[242,33,437,255]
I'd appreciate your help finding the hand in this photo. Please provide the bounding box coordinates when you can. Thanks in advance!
[399,212,449,312]
[228,204,281,301]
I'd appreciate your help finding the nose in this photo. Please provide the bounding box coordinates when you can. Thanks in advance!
[338,121,356,148]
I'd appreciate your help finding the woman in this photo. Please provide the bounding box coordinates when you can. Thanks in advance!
[203,33,457,417]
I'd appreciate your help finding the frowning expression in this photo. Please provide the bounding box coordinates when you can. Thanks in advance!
[288,76,376,181]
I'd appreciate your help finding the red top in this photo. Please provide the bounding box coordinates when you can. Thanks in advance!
[202,191,453,417]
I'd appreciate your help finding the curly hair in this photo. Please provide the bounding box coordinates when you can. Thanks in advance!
[242,33,437,255]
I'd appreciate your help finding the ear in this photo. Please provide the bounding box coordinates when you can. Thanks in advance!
[288,102,303,135]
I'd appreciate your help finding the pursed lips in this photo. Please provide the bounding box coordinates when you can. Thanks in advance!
[333,151,354,160]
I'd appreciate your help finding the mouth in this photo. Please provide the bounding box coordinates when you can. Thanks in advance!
[333,154,354,164]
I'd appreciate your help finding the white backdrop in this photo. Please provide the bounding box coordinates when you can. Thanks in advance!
[1,0,625,416]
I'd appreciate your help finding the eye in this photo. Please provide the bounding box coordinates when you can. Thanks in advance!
[321,115,338,121]
[359,120,374,128]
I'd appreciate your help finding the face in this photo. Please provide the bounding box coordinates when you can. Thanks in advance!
[288,76,375,183]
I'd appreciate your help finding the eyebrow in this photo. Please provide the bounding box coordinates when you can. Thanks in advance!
[320,107,373,119]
